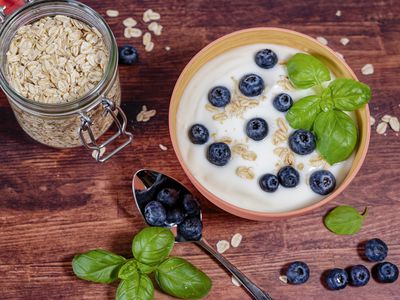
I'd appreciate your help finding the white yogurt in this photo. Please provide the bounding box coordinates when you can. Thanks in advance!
[176,44,354,213]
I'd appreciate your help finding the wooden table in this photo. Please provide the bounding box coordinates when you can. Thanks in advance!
[1,0,399,299]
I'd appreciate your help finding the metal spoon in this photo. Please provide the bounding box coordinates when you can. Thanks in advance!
[132,169,273,300]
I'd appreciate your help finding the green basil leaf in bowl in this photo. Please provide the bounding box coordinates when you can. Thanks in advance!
[72,249,126,283]
[329,78,372,111]
[132,227,175,266]
[286,95,321,130]
[155,257,212,299]
[287,53,331,89]
[324,205,368,235]
[314,110,358,164]
[118,259,138,280]
[116,273,154,300]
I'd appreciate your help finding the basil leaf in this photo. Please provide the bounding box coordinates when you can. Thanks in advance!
[72,249,126,283]
[136,261,157,274]
[314,110,357,164]
[155,257,212,299]
[324,206,368,235]
[132,227,175,266]
[286,95,321,130]
[329,79,372,111]
[118,260,138,280]
[116,273,154,300]
[287,53,331,89]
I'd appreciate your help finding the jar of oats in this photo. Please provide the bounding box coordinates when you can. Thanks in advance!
[0,0,132,162]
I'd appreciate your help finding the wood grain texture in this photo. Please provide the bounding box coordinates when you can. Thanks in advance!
[0,0,399,299]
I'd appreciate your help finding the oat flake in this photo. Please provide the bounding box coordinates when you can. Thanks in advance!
[381,114,392,123]
[316,36,328,45]
[336,10,342,17]
[361,64,374,75]
[376,122,388,135]
[389,117,400,132]
[279,275,288,284]
[106,9,119,17]
[370,116,375,126]
[340,37,350,46]
[231,233,242,248]
[216,240,230,254]
[159,144,168,151]
[123,17,137,28]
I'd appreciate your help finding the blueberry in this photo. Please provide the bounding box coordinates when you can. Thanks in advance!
[255,49,278,69]
[189,124,209,145]
[178,217,202,241]
[309,170,336,195]
[373,262,399,283]
[277,166,300,188]
[207,142,231,166]
[273,93,293,112]
[157,188,179,207]
[286,261,310,285]
[166,208,185,225]
[325,268,348,290]
[348,265,370,287]
[182,194,200,216]
[365,238,388,262]
[245,118,268,141]
[144,201,166,226]
[208,86,231,107]
[259,174,279,193]
[239,74,264,97]
[118,45,138,65]
[289,130,316,155]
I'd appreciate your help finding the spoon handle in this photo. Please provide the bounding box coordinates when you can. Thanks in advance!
[196,239,273,300]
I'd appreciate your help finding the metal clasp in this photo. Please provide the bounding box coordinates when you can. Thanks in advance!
[79,98,133,162]
[0,6,6,24]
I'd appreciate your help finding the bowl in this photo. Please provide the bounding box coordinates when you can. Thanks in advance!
[169,27,370,221]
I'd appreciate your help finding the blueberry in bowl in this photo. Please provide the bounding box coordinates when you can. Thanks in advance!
[118,45,138,65]
[189,124,209,145]
[309,170,336,195]
[208,86,231,107]
[288,129,316,155]
[207,142,231,166]
[273,93,293,112]
[246,118,268,141]
[286,261,310,285]
[255,49,278,69]
[259,174,279,193]
[239,74,264,97]
[364,238,388,262]
[348,265,370,287]
[325,268,348,290]
[277,166,299,188]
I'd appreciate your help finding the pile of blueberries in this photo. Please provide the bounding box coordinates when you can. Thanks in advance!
[188,48,337,196]
[284,238,398,290]
[138,176,203,241]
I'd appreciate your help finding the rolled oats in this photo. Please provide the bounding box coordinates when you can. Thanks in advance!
[361,64,374,75]
[370,116,375,126]
[236,166,255,180]
[106,9,119,17]
[376,122,388,134]
[381,114,392,123]
[277,75,295,91]
[216,240,230,254]
[231,233,242,248]
[143,9,161,23]
[124,27,142,38]
[145,41,155,52]
[123,17,137,28]
[148,22,163,36]
[316,36,328,45]
[159,144,168,151]
[279,275,288,284]
[340,37,350,46]
[389,116,400,132]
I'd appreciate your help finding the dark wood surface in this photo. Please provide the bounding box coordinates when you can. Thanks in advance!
[1,0,399,299]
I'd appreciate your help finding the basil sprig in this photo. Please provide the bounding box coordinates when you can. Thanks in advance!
[72,227,212,300]
[324,205,368,235]
[286,53,372,164]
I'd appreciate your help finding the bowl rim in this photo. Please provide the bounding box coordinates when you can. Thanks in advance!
[169,27,371,220]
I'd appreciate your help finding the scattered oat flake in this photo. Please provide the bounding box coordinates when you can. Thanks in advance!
[106,9,119,17]
[148,21,163,36]
[389,116,400,132]
[231,276,241,287]
[216,240,230,254]
[165,46,171,51]
[143,9,160,23]
[336,52,344,60]
[361,64,374,75]
[159,144,168,151]
[123,17,137,28]
[145,42,155,52]
[316,36,328,45]
[340,37,350,46]
[92,147,106,159]
[370,116,375,126]
[124,27,142,38]
[381,114,392,123]
[231,233,242,248]
[143,32,152,45]
[376,122,388,135]
[336,10,342,17]
[279,275,288,284]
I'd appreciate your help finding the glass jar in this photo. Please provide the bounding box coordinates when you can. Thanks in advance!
[0,0,133,162]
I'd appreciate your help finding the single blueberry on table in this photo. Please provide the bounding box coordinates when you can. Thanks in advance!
[348,265,370,287]
[144,201,166,226]
[239,74,265,97]
[273,93,293,112]
[373,262,399,283]
[365,238,388,262]
[289,129,316,155]
[259,174,279,193]
[255,49,278,69]
[166,207,185,225]
[157,188,179,207]
[178,216,202,241]
[286,261,310,285]
[325,268,349,290]
[309,170,336,195]
[208,86,231,107]
[277,166,300,188]
[245,118,269,141]
[189,124,209,145]
[207,142,231,166]
[118,45,138,65]
[182,194,200,216]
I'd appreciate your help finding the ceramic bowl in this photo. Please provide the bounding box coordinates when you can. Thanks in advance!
[169,27,370,221]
